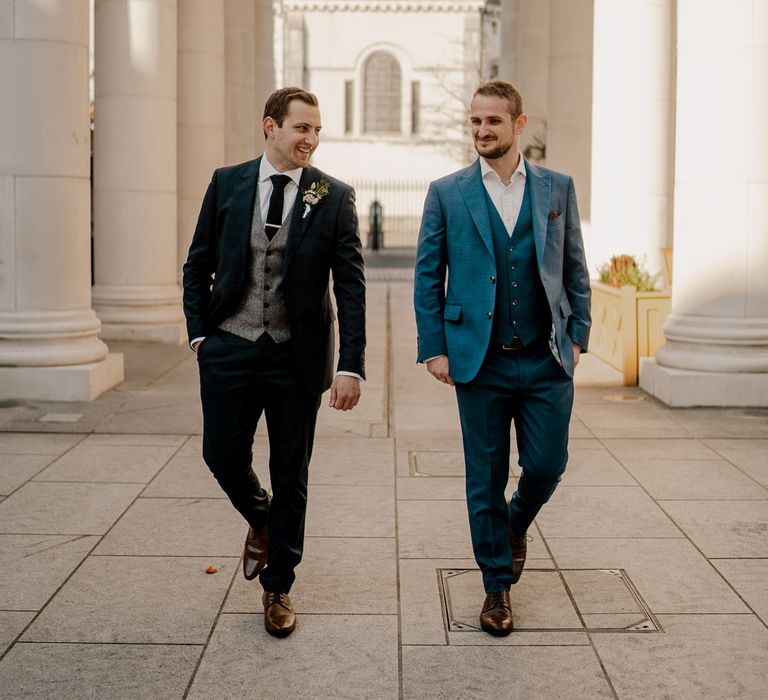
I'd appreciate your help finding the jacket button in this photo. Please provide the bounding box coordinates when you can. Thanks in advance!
[486,311,492,319]
[512,281,518,287]
[512,300,518,306]
[490,276,496,284]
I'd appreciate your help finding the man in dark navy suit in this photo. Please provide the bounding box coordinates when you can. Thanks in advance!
[183,87,365,637]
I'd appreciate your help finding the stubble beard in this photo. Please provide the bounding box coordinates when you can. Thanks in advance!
[474,140,512,160]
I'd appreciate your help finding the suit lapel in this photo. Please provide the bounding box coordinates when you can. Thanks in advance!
[284,166,317,273]
[457,160,494,258]
[526,160,551,269]
[234,157,260,262]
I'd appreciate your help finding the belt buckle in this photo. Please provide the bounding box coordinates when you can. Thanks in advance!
[501,337,523,351]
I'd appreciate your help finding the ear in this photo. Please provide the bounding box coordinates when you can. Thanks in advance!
[514,113,528,135]
[263,116,276,139]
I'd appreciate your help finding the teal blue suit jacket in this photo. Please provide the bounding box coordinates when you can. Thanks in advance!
[414,159,591,383]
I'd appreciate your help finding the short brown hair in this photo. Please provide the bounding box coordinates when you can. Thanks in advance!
[262,87,319,137]
[473,80,524,119]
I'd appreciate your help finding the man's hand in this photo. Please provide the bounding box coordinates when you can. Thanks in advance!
[330,375,361,411]
[426,355,454,386]
[572,343,581,367]
[192,340,203,355]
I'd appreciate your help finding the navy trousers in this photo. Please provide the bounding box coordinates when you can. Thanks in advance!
[454,338,573,592]
[197,329,321,594]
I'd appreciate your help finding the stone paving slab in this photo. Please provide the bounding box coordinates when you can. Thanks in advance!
[0,534,99,610]
[22,556,238,644]
[590,614,768,699]
[548,537,751,614]
[187,613,399,699]
[0,454,54,494]
[711,559,768,624]
[33,442,179,483]
[658,500,768,557]
[0,482,142,535]
[0,642,201,699]
[0,612,34,655]
[94,497,244,557]
[536,486,683,539]
[620,457,767,499]
[225,536,397,615]
[401,645,613,699]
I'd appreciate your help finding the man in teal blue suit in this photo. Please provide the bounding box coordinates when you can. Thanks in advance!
[414,80,591,636]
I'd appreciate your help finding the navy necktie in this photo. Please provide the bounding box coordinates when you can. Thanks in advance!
[265,174,292,240]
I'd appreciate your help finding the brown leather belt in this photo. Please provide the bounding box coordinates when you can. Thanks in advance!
[492,337,524,353]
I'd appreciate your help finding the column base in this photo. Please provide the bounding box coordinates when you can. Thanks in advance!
[0,353,124,402]
[639,358,768,407]
[98,322,186,344]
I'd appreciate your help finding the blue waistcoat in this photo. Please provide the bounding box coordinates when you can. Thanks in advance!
[488,181,550,345]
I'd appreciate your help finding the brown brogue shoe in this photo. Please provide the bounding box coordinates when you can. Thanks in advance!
[262,591,296,637]
[479,590,514,636]
[509,530,528,585]
[243,525,268,581]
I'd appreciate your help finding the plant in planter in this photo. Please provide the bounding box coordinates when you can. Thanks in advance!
[591,254,671,385]
[597,254,661,292]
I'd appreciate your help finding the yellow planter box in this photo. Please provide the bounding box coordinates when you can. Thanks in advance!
[589,281,671,385]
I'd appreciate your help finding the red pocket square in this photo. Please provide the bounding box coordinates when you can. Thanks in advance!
[548,211,560,220]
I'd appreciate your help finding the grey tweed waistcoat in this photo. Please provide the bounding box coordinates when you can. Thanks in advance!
[219,186,292,343]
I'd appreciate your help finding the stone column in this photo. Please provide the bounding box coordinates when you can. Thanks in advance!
[640,0,768,407]
[589,0,673,278]
[223,0,274,163]
[547,0,593,220]
[0,0,123,400]
[254,0,275,116]
[178,0,225,275]
[498,0,520,82]
[92,0,185,342]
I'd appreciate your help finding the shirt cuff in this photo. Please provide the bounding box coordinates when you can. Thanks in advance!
[336,371,364,381]
[190,336,206,351]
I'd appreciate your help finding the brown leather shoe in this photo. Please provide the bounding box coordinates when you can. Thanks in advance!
[509,529,528,585]
[262,591,296,637]
[479,590,514,636]
[243,525,268,580]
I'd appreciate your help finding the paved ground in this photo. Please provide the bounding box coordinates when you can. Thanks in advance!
[0,280,767,699]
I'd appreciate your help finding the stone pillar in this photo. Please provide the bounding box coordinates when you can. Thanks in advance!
[547,0,593,220]
[254,0,275,116]
[223,0,274,162]
[517,0,550,161]
[178,0,225,275]
[640,0,768,407]
[0,0,123,401]
[92,0,185,342]
[498,0,520,82]
[589,0,673,278]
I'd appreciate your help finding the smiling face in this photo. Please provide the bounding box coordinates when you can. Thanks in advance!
[469,94,527,161]
[264,99,322,172]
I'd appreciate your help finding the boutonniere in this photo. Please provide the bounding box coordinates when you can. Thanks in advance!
[302,179,330,219]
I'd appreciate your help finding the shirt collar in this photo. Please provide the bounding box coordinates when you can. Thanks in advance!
[259,155,303,187]
[480,153,527,185]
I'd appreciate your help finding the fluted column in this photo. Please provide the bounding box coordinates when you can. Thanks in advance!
[547,0,593,220]
[92,0,185,342]
[177,0,225,275]
[640,0,768,406]
[254,0,275,117]
[589,0,673,277]
[0,0,123,400]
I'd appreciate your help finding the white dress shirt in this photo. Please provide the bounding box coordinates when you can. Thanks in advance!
[258,156,303,224]
[480,154,527,236]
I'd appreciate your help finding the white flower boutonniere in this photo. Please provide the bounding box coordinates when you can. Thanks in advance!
[301,179,330,219]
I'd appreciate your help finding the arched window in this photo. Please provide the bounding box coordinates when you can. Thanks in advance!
[363,51,401,133]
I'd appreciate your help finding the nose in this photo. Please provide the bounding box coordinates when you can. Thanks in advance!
[306,131,319,148]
